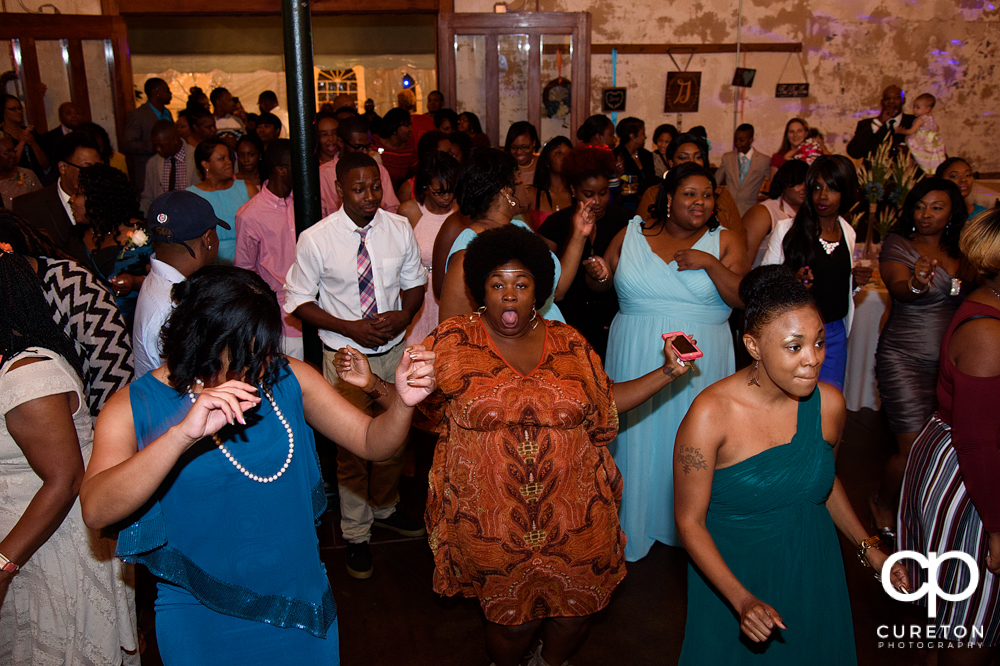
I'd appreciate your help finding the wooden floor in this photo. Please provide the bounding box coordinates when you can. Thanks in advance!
[136,409,986,666]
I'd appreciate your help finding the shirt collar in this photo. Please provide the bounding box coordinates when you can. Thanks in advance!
[332,206,385,234]
[258,181,292,207]
[57,178,72,204]
[149,254,187,283]
[739,147,755,160]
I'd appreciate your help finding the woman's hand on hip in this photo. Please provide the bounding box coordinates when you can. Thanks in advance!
[178,381,260,444]
[393,345,436,407]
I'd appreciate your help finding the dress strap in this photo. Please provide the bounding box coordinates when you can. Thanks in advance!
[796,386,824,444]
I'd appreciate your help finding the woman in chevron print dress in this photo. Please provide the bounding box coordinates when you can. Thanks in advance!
[898,208,1000,655]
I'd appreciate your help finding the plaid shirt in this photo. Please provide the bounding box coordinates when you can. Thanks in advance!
[160,147,188,194]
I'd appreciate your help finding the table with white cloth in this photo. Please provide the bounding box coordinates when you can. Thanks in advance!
[844,284,891,411]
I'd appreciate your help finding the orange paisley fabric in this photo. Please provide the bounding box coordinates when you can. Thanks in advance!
[420,316,625,625]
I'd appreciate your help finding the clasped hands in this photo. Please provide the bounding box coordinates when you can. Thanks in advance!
[343,311,410,349]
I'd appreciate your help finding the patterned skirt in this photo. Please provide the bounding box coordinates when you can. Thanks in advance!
[898,414,1000,645]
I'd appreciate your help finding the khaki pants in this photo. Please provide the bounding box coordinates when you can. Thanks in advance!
[322,342,407,543]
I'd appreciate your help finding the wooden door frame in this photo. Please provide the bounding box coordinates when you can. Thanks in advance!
[437,12,591,147]
[1,14,134,147]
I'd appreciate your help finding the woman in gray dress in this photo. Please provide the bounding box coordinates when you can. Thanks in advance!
[871,177,976,537]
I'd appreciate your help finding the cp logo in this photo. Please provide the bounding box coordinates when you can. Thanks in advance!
[883,550,980,617]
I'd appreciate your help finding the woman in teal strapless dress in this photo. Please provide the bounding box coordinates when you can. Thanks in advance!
[674,265,909,663]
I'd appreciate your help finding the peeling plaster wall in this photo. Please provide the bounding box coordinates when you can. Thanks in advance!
[456,0,1000,171]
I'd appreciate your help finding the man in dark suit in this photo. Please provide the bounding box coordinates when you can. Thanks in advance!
[12,132,101,265]
[123,78,173,191]
[715,123,771,216]
[846,85,915,160]
[39,102,83,165]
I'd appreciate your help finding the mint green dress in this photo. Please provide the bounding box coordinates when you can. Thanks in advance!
[679,389,857,664]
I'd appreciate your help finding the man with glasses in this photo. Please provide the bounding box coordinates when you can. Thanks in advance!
[233,139,303,360]
[319,116,399,217]
[12,131,101,265]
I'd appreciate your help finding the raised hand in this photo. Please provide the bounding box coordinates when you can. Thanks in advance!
[661,334,694,378]
[583,255,610,282]
[738,596,787,643]
[795,265,815,288]
[393,345,436,407]
[333,345,374,390]
[177,381,260,445]
[912,256,937,289]
[571,200,598,239]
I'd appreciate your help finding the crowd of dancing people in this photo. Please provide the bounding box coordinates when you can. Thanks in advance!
[2,77,1000,665]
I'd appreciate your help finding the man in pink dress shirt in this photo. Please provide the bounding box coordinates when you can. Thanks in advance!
[234,139,304,359]
[319,116,399,218]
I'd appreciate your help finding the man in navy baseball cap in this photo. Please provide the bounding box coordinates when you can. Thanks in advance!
[133,190,231,377]
[146,190,230,258]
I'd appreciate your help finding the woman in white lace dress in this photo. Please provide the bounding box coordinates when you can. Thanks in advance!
[0,249,137,666]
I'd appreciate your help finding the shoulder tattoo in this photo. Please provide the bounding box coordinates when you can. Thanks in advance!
[678,445,708,474]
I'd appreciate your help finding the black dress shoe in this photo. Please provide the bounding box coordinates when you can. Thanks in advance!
[346,542,373,579]
[373,512,427,537]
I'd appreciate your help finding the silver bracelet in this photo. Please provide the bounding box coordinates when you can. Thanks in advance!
[908,276,928,295]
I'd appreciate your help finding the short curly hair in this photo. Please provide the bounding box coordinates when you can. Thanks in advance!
[740,264,817,337]
[463,224,554,310]
[77,163,141,245]
[455,148,517,219]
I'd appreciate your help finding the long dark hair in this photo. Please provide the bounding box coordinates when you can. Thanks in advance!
[781,155,859,271]
[532,136,573,195]
[768,160,808,200]
[647,162,720,232]
[0,252,83,379]
[77,164,142,245]
[777,117,809,154]
[896,177,967,258]
[160,266,286,394]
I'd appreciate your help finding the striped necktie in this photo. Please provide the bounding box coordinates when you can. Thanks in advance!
[356,225,378,319]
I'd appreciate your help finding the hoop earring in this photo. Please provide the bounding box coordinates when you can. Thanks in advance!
[469,305,487,323]
[748,359,761,387]
[529,307,538,329]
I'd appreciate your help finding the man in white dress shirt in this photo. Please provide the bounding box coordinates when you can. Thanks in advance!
[132,191,227,377]
[257,90,290,139]
[284,150,426,580]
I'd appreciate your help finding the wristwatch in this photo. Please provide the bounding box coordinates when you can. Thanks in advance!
[0,552,19,573]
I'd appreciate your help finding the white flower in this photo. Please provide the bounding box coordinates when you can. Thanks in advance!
[130,229,149,247]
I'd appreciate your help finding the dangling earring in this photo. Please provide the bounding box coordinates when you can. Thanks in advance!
[529,307,538,329]
[469,305,487,323]
[504,192,517,207]
[748,359,761,387]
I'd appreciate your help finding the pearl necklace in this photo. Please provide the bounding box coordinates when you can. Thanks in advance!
[819,238,840,255]
[186,382,294,484]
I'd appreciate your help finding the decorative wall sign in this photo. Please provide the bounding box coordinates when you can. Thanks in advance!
[664,72,701,113]
[602,87,627,112]
[732,68,757,88]
[776,83,810,98]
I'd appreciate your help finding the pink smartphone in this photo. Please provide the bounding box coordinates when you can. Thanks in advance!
[662,331,703,362]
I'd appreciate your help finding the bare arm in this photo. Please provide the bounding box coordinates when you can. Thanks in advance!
[0,372,84,578]
[741,203,773,268]
[397,199,422,228]
[880,255,937,303]
[674,229,749,309]
[894,117,925,136]
[438,250,476,323]
[674,393,787,643]
[553,202,595,300]
[610,335,691,412]
[431,213,468,299]
[585,226,626,294]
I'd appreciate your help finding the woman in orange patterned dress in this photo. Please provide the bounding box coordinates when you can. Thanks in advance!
[335,224,694,666]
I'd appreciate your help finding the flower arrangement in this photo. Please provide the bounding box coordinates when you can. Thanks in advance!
[852,135,925,258]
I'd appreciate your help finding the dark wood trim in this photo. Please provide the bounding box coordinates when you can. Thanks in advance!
[437,0,453,12]
[66,39,93,123]
[437,18,455,113]
[592,42,802,55]
[109,16,135,149]
[0,15,115,40]
[117,0,440,14]
[485,33,499,147]
[572,12,590,134]
[18,39,48,134]
[526,32,540,139]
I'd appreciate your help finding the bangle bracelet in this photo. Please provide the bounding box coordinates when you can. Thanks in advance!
[908,276,929,294]
[0,551,19,573]
[857,535,881,568]
[364,376,388,400]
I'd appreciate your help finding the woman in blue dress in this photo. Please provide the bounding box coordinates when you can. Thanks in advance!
[79,266,436,665]
[590,162,749,561]
[438,148,575,324]
[187,138,258,264]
